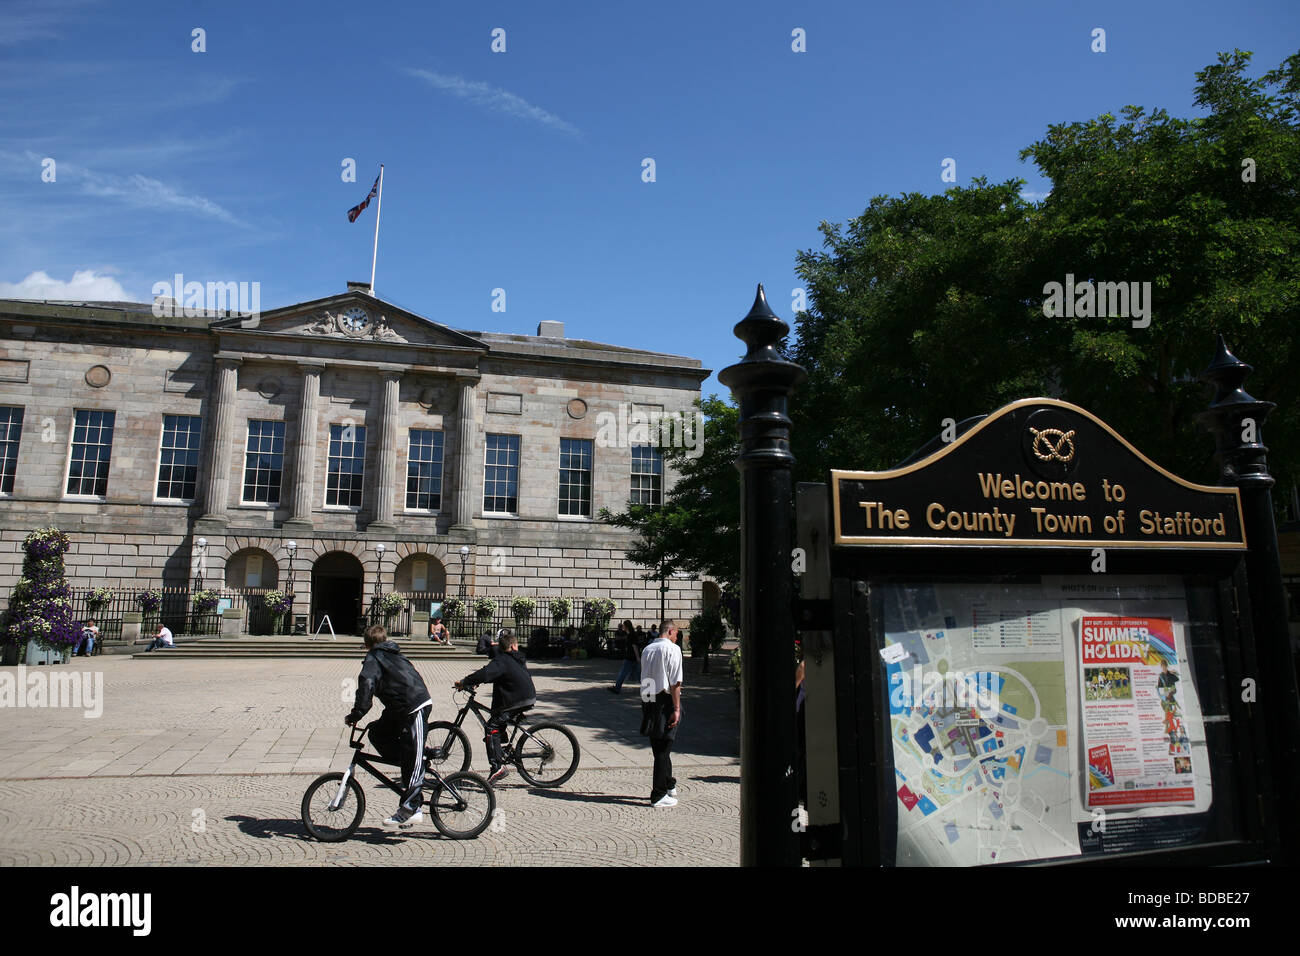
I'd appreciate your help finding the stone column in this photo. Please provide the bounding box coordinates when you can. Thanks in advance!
[451,376,478,532]
[368,370,402,530]
[198,357,241,528]
[284,364,323,533]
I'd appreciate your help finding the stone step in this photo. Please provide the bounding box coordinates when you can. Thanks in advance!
[129,638,479,660]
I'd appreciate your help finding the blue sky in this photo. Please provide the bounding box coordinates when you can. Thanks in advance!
[2,0,1297,396]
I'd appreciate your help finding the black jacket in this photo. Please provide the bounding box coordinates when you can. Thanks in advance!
[348,642,432,722]
[462,649,535,713]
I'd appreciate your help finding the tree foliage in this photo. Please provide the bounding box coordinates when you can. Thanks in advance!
[599,395,741,589]
[793,50,1300,498]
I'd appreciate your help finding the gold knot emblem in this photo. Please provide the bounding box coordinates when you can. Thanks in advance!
[1029,427,1076,463]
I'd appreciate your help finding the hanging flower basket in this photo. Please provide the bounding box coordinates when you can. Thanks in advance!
[548,596,571,621]
[378,592,405,618]
[192,589,220,614]
[87,586,114,610]
[510,596,537,624]
[473,597,497,620]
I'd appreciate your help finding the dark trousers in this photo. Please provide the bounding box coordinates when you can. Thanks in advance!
[650,737,676,802]
[485,712,509,769]
[370,704,431,814]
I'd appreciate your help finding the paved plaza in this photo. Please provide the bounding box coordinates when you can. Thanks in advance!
[0,653,740,866]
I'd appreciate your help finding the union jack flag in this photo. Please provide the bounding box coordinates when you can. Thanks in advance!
[347,171,380,222]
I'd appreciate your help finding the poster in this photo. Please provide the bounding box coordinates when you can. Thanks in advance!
[1079,616,1197,807]
[880,576,1214,866]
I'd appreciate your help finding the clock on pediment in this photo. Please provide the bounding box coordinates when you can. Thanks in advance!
[338,306,372,337]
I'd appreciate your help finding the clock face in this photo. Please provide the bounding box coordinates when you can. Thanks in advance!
[339,306,371,335]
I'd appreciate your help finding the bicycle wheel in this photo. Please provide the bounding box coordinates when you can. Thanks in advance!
[301,771,365,842]
[425,721,471,773]
[513,721,580,788]
[428,771,495,839]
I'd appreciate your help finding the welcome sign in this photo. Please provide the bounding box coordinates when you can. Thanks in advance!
[832,399,1245,550]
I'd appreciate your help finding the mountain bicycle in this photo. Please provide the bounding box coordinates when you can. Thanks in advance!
[424,687,580,787]
[301,721,494,841]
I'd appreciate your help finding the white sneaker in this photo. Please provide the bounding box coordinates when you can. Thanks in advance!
[667,788,678,798]
[382,810,423,828]
[651,795,678,808]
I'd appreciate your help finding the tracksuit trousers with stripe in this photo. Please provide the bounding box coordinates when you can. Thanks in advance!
[370,703,432,815]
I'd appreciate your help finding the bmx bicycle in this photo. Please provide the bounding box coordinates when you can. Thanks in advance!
[424,687,580,788]
[301,721,494,841]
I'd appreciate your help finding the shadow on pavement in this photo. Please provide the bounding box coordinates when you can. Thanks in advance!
[521,654,741,761]
[518,788,647,807]
[227,814,447,845]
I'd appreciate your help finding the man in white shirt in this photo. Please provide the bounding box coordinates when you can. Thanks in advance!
[639,619,683,807]
[145,624,174,652]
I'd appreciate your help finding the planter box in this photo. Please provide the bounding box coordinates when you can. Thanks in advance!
[121,611,143,642]
[25,640,68,665]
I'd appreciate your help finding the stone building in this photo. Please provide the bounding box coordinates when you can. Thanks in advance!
[0,284,712,632]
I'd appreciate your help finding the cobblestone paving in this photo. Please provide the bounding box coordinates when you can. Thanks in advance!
[0,654,740,865]
[0,766,739,866]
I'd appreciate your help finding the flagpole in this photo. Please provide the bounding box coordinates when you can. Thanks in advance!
[369,164,384,294]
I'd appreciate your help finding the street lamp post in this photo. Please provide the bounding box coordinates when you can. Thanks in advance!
[458,545,470,639]
[374,543,386,628]
[194,537,207,591]
[285,540,297,635]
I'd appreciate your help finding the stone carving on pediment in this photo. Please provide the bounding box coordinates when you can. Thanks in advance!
[307,313,336,335]
[370,313,402,342]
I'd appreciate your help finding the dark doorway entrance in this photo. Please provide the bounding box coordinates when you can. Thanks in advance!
[312,551,365,635]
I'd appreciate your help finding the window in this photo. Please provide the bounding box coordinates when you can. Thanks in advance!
[630,445,663,507]
[0,406,23,494]
[66,409,115,497]
[156,414,203,500]
[242,420,285,504]
[558,438,593,517]
[406,429,444,511]
[483,434,520,514]
[325,422,366,508]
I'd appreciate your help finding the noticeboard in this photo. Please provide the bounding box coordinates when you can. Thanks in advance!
[806,398,1272,867]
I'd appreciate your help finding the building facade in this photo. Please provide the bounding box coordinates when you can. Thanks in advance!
[0,285,711,632]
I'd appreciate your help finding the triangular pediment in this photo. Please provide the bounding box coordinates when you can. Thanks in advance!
[211,291,485,351]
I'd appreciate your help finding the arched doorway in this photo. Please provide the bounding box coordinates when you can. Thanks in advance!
[224,548,280,590]
[393,553,446,595]
[225,548,281,634]
[312,551,365,635]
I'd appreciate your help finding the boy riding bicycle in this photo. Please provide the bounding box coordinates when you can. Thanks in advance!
[454,627,535,783]
[346,624,433,828]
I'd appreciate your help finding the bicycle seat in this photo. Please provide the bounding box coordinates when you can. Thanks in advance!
[504,699,536,716]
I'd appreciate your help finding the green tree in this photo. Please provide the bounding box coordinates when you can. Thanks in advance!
[599,395,741,593]
[792,50,1300,499]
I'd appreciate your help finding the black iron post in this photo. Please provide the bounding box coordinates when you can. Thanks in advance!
[718,284,807,866]
[1198,336,1300,863]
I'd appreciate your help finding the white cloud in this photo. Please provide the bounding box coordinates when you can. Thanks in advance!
[404,68,580,136]
[0,0,100,47]
[1019,189,1052,202]
[80,170,245,226]
[0,150,246,228]
[0,269,134,302]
